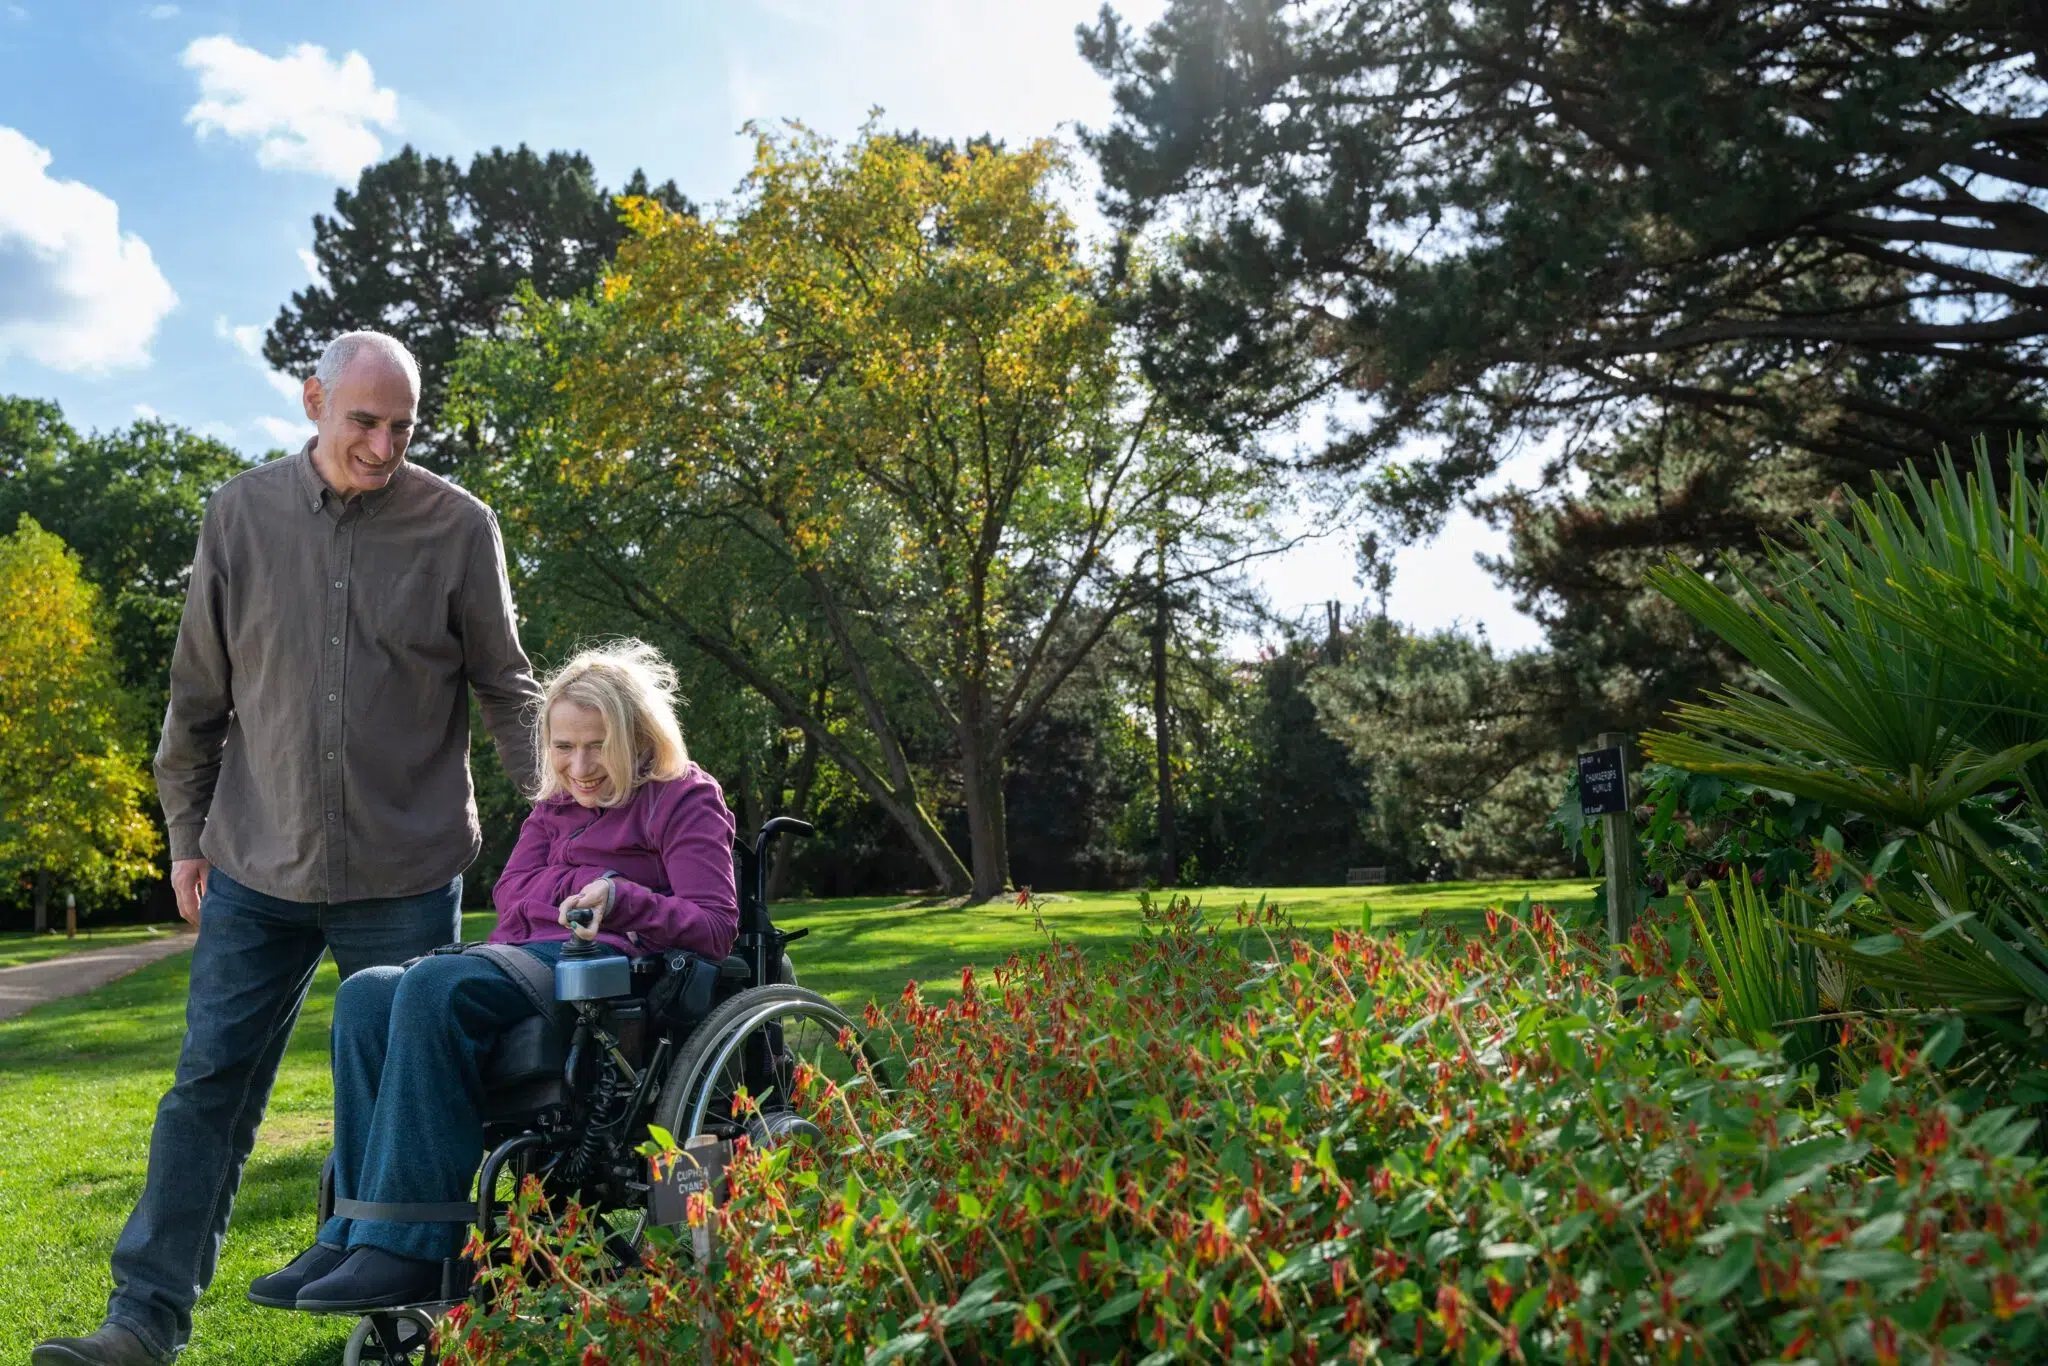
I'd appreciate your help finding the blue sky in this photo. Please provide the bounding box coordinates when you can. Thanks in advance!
[0,0,1543,649]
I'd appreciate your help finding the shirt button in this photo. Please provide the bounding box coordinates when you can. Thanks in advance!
[325,751,335,760]
[330,636,340,645]
[333,580,344,589]
[328,693,337,702]
[326,812,336,822]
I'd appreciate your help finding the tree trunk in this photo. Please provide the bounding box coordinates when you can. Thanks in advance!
[733,749,762,845]
[767,732,819,903]
[607,578,973,896]
[960,732,1011,901]
[1152,565,1179,887]
[32,869,50,935]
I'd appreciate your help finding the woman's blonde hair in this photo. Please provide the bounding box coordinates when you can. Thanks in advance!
[532,639,690,807]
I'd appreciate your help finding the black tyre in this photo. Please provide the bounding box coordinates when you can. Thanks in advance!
[342,1310,437,1365]
[653,985,888,1146]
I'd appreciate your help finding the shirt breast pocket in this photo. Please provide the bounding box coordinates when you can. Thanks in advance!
[363,570,458,664]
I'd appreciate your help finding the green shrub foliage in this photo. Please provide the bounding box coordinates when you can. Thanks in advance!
[442,900,2048,1363]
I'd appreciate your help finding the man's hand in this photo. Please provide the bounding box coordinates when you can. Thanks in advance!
[172,858,211,926]
[558,877,614,941]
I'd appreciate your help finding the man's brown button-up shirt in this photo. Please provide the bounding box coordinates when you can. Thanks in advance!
[154,443,542,903]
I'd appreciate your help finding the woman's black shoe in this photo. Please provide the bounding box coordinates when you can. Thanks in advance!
[246,1243,349,1308]
[294,1247,444,1311]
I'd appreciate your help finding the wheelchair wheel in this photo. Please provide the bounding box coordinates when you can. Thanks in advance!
[342,1308,437,1365]
[655,985,889,1147]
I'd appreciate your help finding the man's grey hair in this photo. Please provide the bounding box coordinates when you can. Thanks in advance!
[313,331,421,412]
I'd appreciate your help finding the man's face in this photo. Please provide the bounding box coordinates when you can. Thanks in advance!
[302,353,418,498]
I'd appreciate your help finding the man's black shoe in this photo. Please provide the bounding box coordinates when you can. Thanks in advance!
[247,1241,349,1308]
[30,1322,170,1365]
[294,1246,444,1311]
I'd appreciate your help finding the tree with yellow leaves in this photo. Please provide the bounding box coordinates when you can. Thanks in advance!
[0,517,161,928]
[458,127,1276,900]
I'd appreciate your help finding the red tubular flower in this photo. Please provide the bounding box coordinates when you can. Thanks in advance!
[1437,1283,1466,1350]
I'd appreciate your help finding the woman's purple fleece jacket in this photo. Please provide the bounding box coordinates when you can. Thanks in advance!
[489,764,739,959]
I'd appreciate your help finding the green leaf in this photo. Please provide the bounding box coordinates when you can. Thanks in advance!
[955,1191,983,1220]
[1853,934,1904,957]
[1090,1290,1144,1324]
[1920,1017,1967,1068]
[1679,1237,1755,1303]
[1850,1212,1906,1248]
[1818,1249,1917,1282]
[645,1123,678,1152]
[864,1331,930,1364]
[1482,1242,1540,1260]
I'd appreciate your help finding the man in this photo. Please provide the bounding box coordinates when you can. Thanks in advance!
[34,331,541,1366]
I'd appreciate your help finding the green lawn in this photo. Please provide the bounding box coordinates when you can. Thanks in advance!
[0,878,1592,1364]
[0,924,187,970]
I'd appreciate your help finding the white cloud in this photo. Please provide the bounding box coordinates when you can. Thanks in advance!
[133,402,158,419]
[296,246,323,283]
[180,35,398,181]
[0,127,178,373]
[217,313,308,402]
[214,313,260,356]
[253,414,314,447]
[147,3,179,17]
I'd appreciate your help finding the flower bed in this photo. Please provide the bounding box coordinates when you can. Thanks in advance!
[441,897,2048,1364]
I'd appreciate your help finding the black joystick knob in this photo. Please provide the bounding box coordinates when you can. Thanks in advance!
[562,906,599,959]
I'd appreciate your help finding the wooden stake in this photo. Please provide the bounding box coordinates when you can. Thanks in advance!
[1597,731,1640,950]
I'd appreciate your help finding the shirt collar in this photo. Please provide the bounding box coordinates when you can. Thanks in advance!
[296,439,404,518]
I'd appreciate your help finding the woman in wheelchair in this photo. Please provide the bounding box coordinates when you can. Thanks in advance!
[249,640,738,1314]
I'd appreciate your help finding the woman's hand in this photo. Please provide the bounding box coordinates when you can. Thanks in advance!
[558,877,614,940]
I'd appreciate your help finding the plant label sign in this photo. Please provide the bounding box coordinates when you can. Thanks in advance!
[649,1137,729,1229]
[1578,746,1629,817]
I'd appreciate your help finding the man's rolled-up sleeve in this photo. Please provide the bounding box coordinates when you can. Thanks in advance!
[460,509,543,797]
[155,502,233,861]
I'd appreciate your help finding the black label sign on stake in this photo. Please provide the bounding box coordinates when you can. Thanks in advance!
[1577,746,1629,818]
[649,1136,729,1231]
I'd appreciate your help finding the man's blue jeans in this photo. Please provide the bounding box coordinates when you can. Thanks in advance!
[105,868,461,1358]
[318,942,563,1263]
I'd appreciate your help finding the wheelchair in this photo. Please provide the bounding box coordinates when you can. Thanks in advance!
[304,818,889,1365]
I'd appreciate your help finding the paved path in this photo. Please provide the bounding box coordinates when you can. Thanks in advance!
[0,930,197,1023]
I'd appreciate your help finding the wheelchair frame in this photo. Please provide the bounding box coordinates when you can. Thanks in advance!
[304,817,882,1366]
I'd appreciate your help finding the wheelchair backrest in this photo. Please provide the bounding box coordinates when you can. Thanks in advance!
[731,816,812,988]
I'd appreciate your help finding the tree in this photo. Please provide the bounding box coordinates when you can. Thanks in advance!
[1085,0,2048,755]
[458,128,1274,899]
[0,398,245,708]
[265,145,692,473]
[1085,0,2047,502]
[0,519,161,927]
[1308,619,1583,879]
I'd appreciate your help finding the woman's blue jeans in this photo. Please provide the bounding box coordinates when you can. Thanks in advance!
[317,942,563,1263]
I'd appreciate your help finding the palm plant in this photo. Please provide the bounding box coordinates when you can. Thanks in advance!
[1644,436,2048,1070]
[1685,871,1831,1079]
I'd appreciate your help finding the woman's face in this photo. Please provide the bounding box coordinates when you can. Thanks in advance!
[549,700,612,807]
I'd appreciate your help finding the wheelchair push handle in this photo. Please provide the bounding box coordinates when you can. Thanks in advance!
[754,816,814,866]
